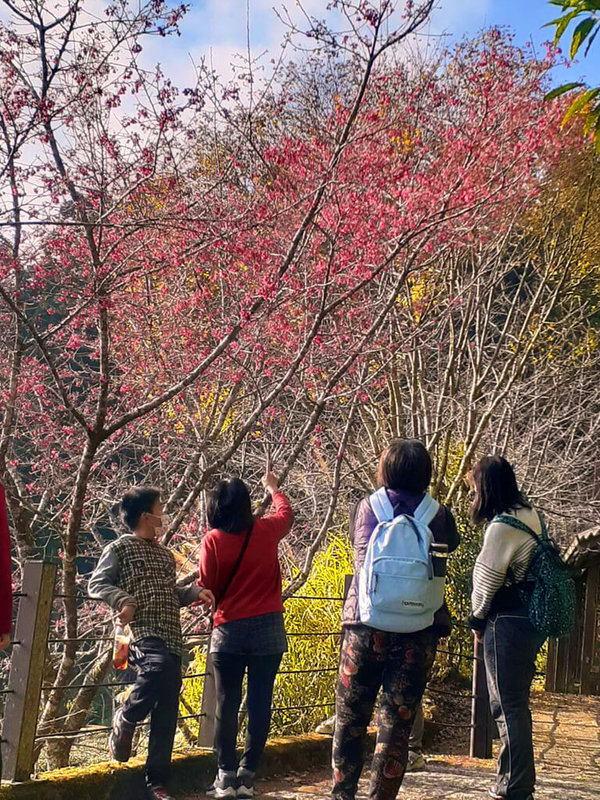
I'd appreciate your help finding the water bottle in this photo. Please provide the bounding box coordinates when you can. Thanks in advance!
[430,542,449,577]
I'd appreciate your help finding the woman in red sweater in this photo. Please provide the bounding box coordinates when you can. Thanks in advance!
[199,470,293,800]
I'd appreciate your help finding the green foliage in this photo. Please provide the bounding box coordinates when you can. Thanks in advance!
[272,535,354,735]
[545,1,600,149]
[441,510,482,679]
[534,641,549,690]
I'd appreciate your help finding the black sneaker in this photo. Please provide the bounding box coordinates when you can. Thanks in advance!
[108,707,135,762]
[146,785,175,800]
[488,786,533,800]
[206,770,237,799]
[237,768,256,798]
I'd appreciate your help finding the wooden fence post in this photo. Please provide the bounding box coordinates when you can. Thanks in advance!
[470,636,494,759]
[198,646,217,749]
[1,561,57,783]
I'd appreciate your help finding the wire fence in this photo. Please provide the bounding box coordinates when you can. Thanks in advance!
[3,578,485,777]
[3,563,556,784]
[5,552,600,799]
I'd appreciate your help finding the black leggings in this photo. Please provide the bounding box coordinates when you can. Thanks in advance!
[212,652,282,773]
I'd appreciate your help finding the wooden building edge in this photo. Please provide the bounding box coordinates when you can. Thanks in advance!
[546,526,600,696]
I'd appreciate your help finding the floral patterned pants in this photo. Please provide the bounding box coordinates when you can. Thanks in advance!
[332,625,438,800]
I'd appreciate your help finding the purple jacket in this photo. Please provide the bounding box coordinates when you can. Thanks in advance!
[342,488,459,635]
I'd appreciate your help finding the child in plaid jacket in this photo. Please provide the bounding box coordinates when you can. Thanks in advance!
[90,486,213,800]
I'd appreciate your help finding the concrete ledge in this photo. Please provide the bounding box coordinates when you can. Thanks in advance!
[0,734,334,800]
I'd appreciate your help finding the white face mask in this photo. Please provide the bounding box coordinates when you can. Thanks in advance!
[146,512,169,539]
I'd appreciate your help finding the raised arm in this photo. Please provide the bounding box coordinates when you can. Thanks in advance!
[260,492,293,540]
[260,469,293,540]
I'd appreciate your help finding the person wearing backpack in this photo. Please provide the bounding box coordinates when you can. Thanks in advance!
[332,439,458,800]
[469,455,574,800]
[199,469,293,799]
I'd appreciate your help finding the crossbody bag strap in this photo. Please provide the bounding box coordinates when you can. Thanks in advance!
[216,523,253,609]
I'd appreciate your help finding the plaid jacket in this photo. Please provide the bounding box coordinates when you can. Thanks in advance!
[89,534,200,656]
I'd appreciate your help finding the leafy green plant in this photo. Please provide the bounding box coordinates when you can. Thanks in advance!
[272,535,354,735]
[545,1,600,148]
[440,510,483,680]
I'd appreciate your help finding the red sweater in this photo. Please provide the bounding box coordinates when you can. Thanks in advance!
[199,492,293,627]
[0,484,13,635]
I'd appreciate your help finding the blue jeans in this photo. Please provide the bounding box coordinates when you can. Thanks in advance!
[483,612,545,800]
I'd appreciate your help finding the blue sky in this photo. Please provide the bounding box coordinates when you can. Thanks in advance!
[149,1,599,88]
[442,0,600,84]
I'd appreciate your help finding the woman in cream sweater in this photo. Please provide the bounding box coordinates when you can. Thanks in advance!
[469,456,545,800]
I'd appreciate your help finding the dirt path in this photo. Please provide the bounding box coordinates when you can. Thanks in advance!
[180,692,600,799]
[255,756,599,799]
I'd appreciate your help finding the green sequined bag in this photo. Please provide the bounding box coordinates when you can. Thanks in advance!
[493,514,576,639]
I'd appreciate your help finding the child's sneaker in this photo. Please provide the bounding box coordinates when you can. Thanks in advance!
[406,750,426,772]
[108,707,135,762]
[237,768,255,798]
[206,770,237,799]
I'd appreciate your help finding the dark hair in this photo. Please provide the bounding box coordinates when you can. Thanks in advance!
[470,456,531,525]
[377,439,432,494]
[207,478,254,534]
[120,486,161,531]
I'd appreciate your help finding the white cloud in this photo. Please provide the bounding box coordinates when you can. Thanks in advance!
[144,0,452,87]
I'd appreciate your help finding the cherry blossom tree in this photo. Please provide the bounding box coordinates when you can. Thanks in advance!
[0,1,585,767]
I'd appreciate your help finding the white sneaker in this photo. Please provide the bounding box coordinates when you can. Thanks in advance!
[206,770,237,799]
[315,715,336,736]
[237,768,255,798]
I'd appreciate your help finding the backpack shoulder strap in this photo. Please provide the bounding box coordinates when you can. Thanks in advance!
[492,514,541,544]
[413,494,440,526]
[369,488,394,524]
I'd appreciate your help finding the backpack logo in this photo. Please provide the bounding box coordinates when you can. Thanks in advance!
[358,489,445,633]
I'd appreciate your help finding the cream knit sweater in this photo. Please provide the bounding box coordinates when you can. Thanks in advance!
[471,506,541,623]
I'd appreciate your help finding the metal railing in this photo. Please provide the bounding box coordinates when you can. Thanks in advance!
[0,561,498,785]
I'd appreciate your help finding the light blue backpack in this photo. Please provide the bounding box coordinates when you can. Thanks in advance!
[358,488,445,633]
